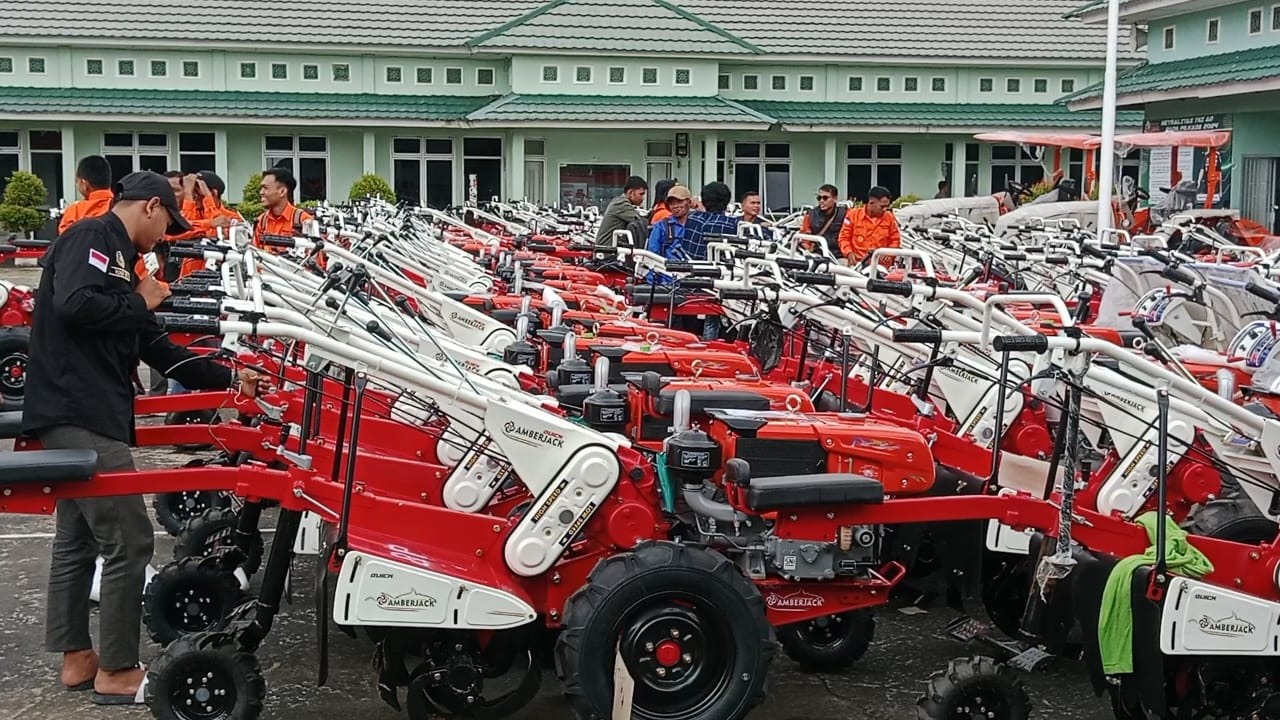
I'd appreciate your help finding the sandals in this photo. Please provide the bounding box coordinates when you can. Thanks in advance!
[89,665,149,706]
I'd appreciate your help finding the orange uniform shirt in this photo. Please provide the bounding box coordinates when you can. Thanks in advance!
[837,207,901,263]
[57,189,114,234]
[649,205,672,226]
[173,196,245,278]
[253,203,312,249]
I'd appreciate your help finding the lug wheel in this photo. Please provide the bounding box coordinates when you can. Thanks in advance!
[0,325,30,406]
[777,609,875,672]
[154,491,230,536]
[174,508,264,576]
[555,541,774,720]
[146,632,265,720]
[165,409,220,451]
[143,556,241,646]
[916,656,1031,720]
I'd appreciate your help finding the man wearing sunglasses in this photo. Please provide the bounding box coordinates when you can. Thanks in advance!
[800,184,846,257]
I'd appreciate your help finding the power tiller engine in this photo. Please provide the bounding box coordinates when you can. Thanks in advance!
[661,394,935,583]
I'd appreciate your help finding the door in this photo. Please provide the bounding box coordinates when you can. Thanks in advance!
[1241,157,1279,234]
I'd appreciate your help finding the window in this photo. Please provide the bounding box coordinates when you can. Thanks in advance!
[642,67,658,85]
[463,137,503,203]
[303,64,319,80]
[150,60,167,77]
[0,132,18,200]
[729,142,791,213]
[264,135,328,202]
[743,74,759,90]
[645,141,674,203]
[392,137,454,208]
[1274,5,1280,30]
[964,142,980,196]
[183,61,199,78]
[559,164,631,209]
[718,73,730,90]
[799,75,814,91]
[575,66,592,83]
[178,132,216,173]
[239,62,256,79]
[86,59,103,75]
[0,57,11,74]
[103,132,169,180]
[675,68,691,85]
[446,67,462,84]
[609,66,625,84]
[28,130,63,208]
[931,77,946,92]
[876,77,890,92]
[989,144,1045,194]
[332,63,350,81]
[1163,25,1175,49]
[477,68,494,85]
[1250,7,1264,34]
[904,77,919,92]
[846,143,902,201]
[771,75,787,90]
[386,66,402,83]
[1006,78,1021,92]
[524,140,545,205]
[848,76,863,92]
[542,65,559,82]
[29,57,46,74]
[1062,78,1076,93]
[118,59,135,76]
[1206,17,1220,42]
[979,77,993,92]
[1033,78,1048,93]
[271,63,287,80]
[417,67,433,84]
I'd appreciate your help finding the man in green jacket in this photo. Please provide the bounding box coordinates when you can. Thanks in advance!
[595,175,648,245]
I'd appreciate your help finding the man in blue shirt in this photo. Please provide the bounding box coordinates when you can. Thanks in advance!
[683,182,739,262]
[646,184,694,261]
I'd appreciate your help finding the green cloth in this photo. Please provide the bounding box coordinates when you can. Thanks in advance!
[1098,511,1214,674]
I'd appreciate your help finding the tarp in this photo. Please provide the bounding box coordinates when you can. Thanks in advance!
[974,132,1099,149]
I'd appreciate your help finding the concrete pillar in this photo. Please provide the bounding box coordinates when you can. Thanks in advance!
[509,131,525,202]
[951,140,968,198]
[702,132,717,191]
[59,125,76,207]
[824,136,839,188]
[214,129,229,194]
[362,130,376,175]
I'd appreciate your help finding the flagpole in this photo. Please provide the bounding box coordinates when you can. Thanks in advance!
[1096,0,1122,232]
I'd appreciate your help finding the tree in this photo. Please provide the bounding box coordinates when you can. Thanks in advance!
[236,172,265,222]
[348,174,395,203]
[0,171,49,236]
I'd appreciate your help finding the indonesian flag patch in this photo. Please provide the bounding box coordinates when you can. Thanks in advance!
[87,248,109,272]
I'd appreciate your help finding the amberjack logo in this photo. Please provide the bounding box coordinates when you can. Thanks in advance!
[502,421,565,448]
[449,311,487,331]
[367,588,438,612]
[1198,612,1256,637]
[765,590,825,612]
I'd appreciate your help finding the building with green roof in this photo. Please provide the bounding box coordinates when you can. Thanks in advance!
[1,0,1147,223]
[1063,0,1280,232]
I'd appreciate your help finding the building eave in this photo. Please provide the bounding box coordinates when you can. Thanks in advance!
[0,112,470,127]
[1066,75,1280,110]
[779,122,1143,134]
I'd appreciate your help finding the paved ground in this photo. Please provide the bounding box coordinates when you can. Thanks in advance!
[0,263,1116,719]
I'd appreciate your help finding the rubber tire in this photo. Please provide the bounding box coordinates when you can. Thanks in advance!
[555,541,774,720]
[174,507,264,576]
[916,656,1032,720]
[1186,498,1279,545]
[143,556,241,646]
[153,491,231,536]
[145,631,265,720]
[776,609,875,673]
[0,325,31,407]
[164,408,219,452]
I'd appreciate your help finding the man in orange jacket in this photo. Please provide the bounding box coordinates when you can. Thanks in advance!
[168,172,243,279]
[838,185,900,266]
[255,167,312,248]
[57,156,114,234]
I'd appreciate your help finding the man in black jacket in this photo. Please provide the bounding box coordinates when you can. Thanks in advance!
[22,171,261,705]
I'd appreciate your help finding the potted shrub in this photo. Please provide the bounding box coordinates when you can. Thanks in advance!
[348,174,395,203]
[0,171,50,240]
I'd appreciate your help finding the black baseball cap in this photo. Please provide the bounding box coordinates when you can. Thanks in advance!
[114,171,191,235]
[197,171,226,195]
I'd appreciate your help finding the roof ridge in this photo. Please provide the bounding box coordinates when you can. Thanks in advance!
[647,0,763,54]
[465,0,569,47]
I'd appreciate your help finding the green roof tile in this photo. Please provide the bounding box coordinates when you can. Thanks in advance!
[0,87,497,122]
[739,101,1144,130]
[467,94,773,126]
[1061,45,1280,107]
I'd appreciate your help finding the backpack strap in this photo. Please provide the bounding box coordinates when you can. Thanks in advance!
[291,206,305,237]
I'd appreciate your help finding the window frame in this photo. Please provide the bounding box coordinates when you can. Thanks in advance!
[445,67,463,85]
[86,58,104,76]
[771,74,787,91]
[182,60,200,78]
[177,131,217,173]
[117,59,135,77]
[608,66,626,85]
[416,67,433,84]
[1006,78,1021,93]
[239,61,257,80]
[332,63,350,82]
[931,76,946,93]
[979,77,993,93]
[903,76,919,92]
[1249,6,1265,34]
[28,57,47,74]
[101,131,171,177]
[574,65,593,84]
[642,67,659,85]
[875,76,891,92]
[1033,77,1048,93]
[1163,25,1176,49]
[1272,4,1280,31]
[385,65,403,83]
[845,143,904,202]
[391,136,456,208]
[302,63,319,81]
[743,74,759,91]
[541,65,559,83]
[848,76,863,92]
[270,62,288,81]
[1061,78,1076,93]
[149,59,167,78]
[718,73,730,90]
[1206,16,1221,43]
[799,74,815,91]
[262,134,331,204]
[477,67,495,86]
[674,68,691,86]
[0,57,12,74]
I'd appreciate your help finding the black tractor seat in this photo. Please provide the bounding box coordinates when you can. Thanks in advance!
[0,411,24,439]
[11,238,51,249]
[744,473,884,512]
[0,244,17,254]
[655,389,771,416]
[0,449,98,484]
